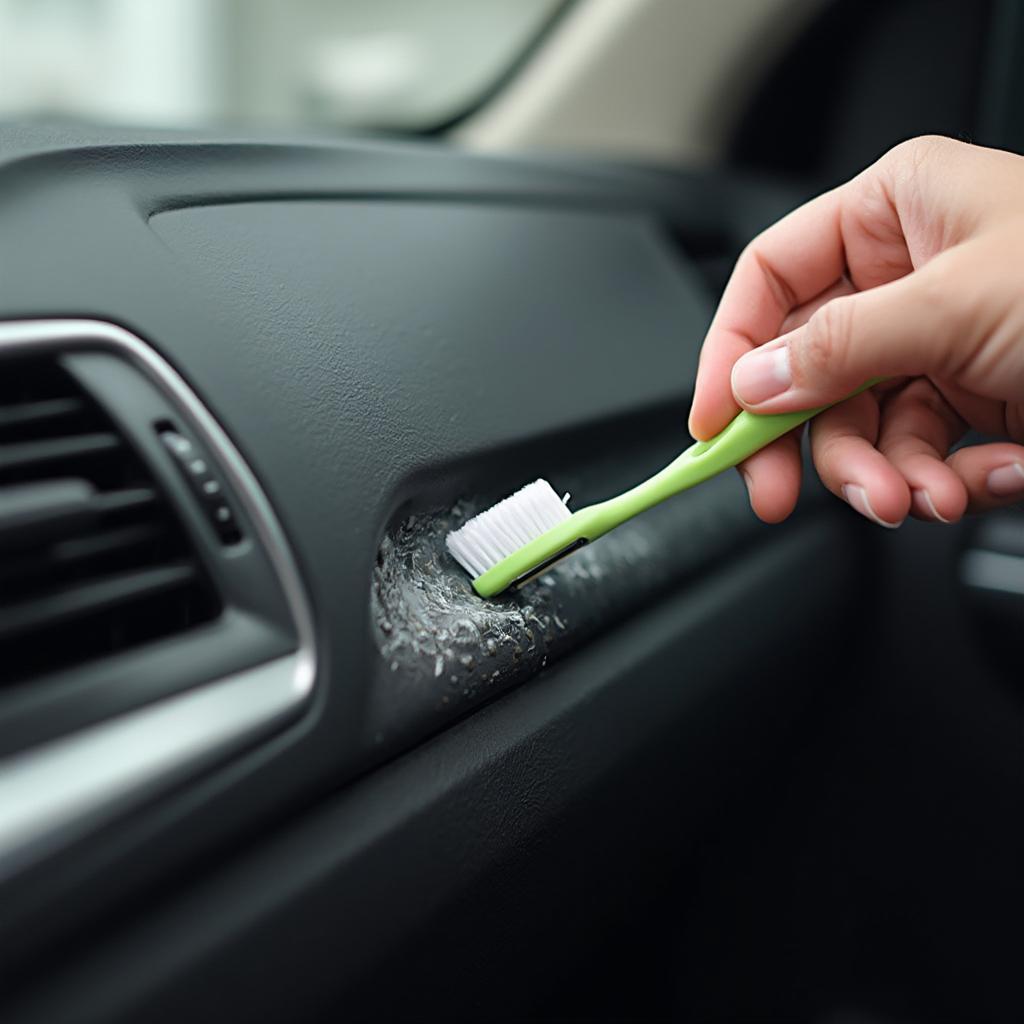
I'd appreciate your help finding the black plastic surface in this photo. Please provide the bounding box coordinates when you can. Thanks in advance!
[6,518,864,1024]
[369,427,770,752]
[730,0,996,184]
[0,128,855,1011]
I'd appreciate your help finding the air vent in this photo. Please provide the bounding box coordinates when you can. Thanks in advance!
[0,355,220,683]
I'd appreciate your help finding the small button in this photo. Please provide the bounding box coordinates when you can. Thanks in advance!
[159,426,242,545]
[213,504,242,544]
[160,431,193,458]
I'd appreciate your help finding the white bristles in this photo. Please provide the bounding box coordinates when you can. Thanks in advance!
[446,479,572,579]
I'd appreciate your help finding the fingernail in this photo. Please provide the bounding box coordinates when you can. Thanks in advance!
[987,462,1024,497]
[842,484,902,529]
[912,488,950,523]
[732,346,792,405]
[740,469,754,509]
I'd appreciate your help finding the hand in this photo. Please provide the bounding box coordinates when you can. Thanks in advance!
[689,135,1024,527]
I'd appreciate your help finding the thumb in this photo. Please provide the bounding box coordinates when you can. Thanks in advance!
[729,259,975,413]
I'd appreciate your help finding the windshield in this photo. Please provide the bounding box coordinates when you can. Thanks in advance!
[0,0,566,132]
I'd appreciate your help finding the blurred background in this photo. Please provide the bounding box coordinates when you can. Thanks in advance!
[1,0,1017,188]
[0,0,563,132]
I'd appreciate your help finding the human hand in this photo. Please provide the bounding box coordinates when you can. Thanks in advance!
[689,136,1024,526]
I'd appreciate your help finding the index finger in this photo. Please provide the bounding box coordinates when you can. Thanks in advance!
[688,186,848,440]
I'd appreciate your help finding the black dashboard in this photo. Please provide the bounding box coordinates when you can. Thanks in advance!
[6,125,1008,1022]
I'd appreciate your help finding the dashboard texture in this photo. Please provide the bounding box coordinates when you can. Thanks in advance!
[0,125,870,1022]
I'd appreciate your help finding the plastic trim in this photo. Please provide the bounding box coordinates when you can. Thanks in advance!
[0,319,316,877]
[961,548,1024,597]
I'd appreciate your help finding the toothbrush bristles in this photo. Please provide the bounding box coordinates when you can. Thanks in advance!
[446,479,572,579]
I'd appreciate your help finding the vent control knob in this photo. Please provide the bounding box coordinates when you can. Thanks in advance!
[160,429,242,544]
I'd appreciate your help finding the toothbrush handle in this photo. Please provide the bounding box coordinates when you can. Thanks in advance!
[685,378,882,475]
[587,379,884,537]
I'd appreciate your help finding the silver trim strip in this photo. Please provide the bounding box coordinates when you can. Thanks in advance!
[960,548,1024,597]
[0,319,316,877]
[0,655,303,879]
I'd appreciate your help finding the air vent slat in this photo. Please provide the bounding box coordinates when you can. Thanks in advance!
[91,486,158,513]
[0,396,86,431]
[50,521,164,563]
[0,564,198,643]
[0,479,97,552]
[1,353,221,683]
[0,523,165,588]
[0,432,120,474]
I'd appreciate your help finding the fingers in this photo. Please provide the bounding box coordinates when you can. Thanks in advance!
[689,186,848,440]
[809,391,911,526]
[777,277,857,335]
[946,443,1024,513]
[694,136,1005,440]
[689,275,855,445]
[737,429,803,523]
[689,149,918,441]
[689,329,755,445]
[808,379,1024,526]
[686,136,1024,528]
[731,279,856,524]
[876,379,969,523]
[730,253,973,414]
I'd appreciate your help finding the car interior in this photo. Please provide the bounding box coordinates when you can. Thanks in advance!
[1,1,1022,1021]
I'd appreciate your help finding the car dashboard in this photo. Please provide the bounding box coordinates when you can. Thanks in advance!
[0,124,880,1022]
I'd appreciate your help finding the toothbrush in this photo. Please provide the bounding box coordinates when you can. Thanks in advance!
[446,384,877,597]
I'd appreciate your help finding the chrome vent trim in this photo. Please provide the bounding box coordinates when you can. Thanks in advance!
[0,320,316,878]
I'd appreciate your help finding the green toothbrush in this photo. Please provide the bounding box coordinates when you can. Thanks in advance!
[447,385,874,598]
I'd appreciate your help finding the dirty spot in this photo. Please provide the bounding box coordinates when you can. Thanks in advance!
[371,498,575,700]
[370,475,756,737]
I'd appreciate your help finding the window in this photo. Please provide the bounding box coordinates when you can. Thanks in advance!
[0,0,567,131]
